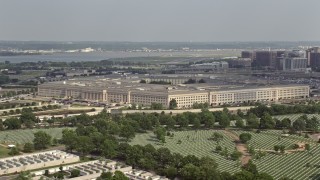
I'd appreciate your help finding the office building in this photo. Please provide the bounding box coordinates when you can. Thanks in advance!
[253,51,278,68]
[38,78,309,109]
[306,47,320,66]
[281,57,308,71]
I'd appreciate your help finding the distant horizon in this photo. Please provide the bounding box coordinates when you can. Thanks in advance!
[1,40,320,43]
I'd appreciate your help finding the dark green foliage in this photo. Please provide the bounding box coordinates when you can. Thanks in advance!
[3,117,21,129]
[23,143,34,153]
[150,103,163,110]
[33,131,52,150]
[70,169,80,178]
[8,147,20,156]
[230,150,242,161]
[239,133,252,143]
[169,99,177,109]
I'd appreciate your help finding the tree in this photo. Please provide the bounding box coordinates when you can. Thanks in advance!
[246,113,259,129]
[201,109,215,128]
[255,172,274,180]
[235,119,244,128]
[274,145,280,152]
[292,119,306,132]
[61,129,78,152]
[306,116,319,132]
[305,144,311,152]
[259,112,275,129]
[20,109,36,124]
[98,172,113,180]
[112,171,129,180]
[215,145,222,152]
[169,99,177,110]
[232,171,254,180]
[119,124,135,141]
[154,126,166,142]
[9,147,20,156]
[33,131,52,150]
[23,143,34,153]
[199,157,220,179]
[175,114,189,128]
[180,163,201,180]
[279,145,285,154]
[76,136,94,156]
[102,138,118,158]
[24,120,35,129]
[242,160,258,175]
[230,150,242,161]
[89,132,105,153]
[139,80,146,83]
[3,117,21,129]
[70,169,80,178]
[281,118,292,129]
[219,111,230,128]
[14,171,32,180]
[150,103,163,110]
[210,132,224,143]
[193,118,201,129]
[165,166,177,179]
[239,133,252,143]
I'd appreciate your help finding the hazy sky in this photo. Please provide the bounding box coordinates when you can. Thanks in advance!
[1,0,319,42]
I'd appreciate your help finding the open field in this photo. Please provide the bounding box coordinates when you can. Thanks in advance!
[232,130,315,150]
[131,130,241,173]
[273,114,320,122]
[131,129,320,179]
[0,146,10,158]
[0,128,74,144]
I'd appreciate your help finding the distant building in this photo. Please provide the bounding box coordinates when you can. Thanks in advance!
[241,51,254,60]
[281,57,308,71]
[38,80,310,108]
[306,47,320,66]
[253,51,278,68]
[190,61,229,69]
[228,58,252,68]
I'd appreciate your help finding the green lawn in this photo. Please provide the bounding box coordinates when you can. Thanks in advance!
[0,146,10,158]
[273,114,320,122]
[232,130,315,150]
[130,130,241,173]
[0,128,74,144]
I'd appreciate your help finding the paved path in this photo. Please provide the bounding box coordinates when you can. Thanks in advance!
[224,130,251,165]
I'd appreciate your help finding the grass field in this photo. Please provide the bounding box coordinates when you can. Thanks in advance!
[131,130,241,173]
[0,146,10,158]
[0,128,74,144]
[232,130,315,150]
[131,129,320,179]
[273,114,320,122]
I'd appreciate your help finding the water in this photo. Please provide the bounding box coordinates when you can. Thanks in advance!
[0,50,241,63]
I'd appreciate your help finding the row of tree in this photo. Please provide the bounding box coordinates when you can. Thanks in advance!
[248,103,320,117]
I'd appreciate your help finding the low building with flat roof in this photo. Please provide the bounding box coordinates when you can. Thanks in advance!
[37,78,310,108]
[0,150,79,175]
